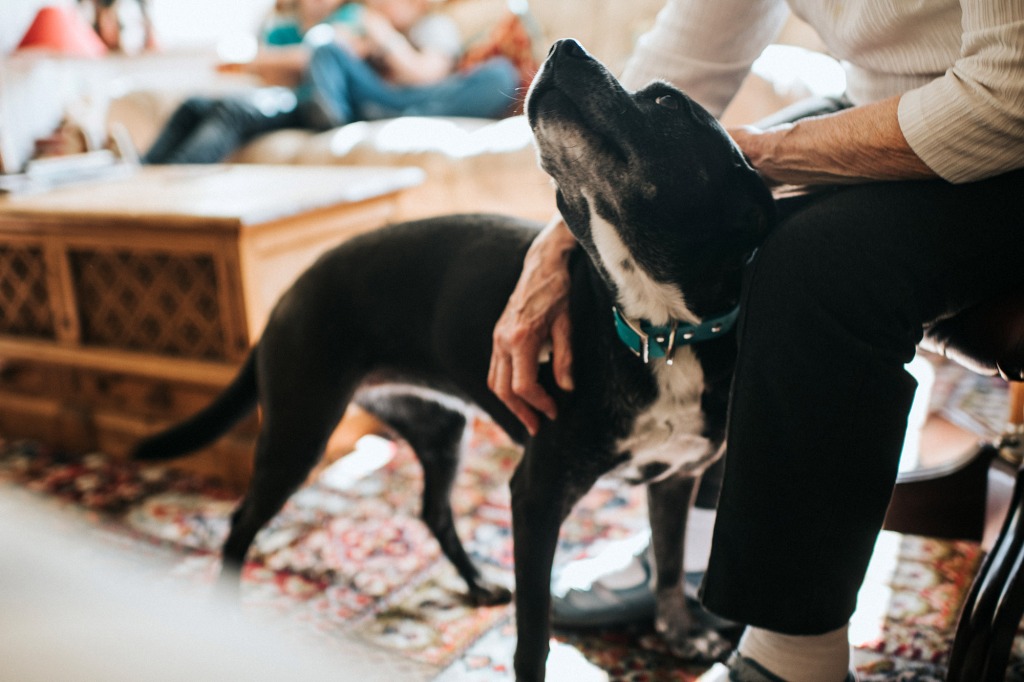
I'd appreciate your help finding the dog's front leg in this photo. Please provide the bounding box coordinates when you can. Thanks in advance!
[511,435,602,682]
[648,472,731,663]
[648,473,698,647]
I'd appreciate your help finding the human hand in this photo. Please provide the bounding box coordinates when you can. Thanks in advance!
[726,97,936,186]
[215,61,247,74]
[488,216,577,435]
[360,9,405,54]
[332,24,372,58]
[727,124,785,186]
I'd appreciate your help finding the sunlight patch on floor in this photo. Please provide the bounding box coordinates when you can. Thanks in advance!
[548,639,610,682]
[318,435,396,491]
[552,531,652,596]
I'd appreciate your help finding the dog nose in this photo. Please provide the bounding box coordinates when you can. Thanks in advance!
[552,38,589,60]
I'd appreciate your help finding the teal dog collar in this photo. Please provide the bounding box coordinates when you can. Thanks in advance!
[612,305,739,364]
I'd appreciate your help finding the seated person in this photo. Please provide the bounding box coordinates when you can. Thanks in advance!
[300,0,520,129]
[488,1,1024,680]
[144,0,517,164]
[143,0,357,164]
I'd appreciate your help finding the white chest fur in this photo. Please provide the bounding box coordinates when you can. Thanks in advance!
[616,352,716,482]
[585,200,717,481]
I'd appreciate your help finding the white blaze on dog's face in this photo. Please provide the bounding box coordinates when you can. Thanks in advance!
[584,191,696,326]
[526,39,774,323]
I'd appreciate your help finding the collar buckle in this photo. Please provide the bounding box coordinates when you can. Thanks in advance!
[615,309,651,363]
[612,305,739,364]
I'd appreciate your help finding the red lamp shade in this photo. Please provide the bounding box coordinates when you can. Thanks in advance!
[16,6,108,57]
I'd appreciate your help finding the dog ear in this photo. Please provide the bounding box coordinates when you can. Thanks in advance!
[727,166,776,249]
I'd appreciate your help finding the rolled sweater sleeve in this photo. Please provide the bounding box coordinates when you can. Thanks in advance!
[619,0,790,117]
[898,2,1024,183]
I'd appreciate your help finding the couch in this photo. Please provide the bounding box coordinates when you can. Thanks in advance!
[101,0,821,223]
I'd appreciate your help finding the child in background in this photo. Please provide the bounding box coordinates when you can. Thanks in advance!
[143,0,354,164]
[144,0,518,164]
[301,0,519,129]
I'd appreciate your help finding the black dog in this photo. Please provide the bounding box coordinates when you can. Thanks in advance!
[133,39,773,681]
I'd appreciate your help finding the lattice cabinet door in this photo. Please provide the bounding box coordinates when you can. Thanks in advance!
[0,238,58,341]
[69,248,231,361]
[0,225,251,365]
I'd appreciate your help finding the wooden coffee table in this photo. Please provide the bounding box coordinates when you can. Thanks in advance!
[0,164,423,490]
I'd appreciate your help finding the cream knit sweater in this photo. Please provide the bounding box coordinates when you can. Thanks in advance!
[619,0,1024,183]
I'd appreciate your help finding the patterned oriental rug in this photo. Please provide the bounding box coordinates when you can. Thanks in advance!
[1,359,1022,681]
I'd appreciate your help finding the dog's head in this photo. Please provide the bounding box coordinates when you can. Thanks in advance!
[526,39,774,323]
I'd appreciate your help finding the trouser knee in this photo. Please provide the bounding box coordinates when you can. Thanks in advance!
[743,213,920,360]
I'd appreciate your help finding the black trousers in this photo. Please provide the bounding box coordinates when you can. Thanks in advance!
[700,168,1024,634]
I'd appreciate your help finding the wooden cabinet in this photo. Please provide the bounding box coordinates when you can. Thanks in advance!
[0,164,422,490]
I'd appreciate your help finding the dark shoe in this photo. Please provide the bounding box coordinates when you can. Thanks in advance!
[550,549,657,629]
[697,652,858,682]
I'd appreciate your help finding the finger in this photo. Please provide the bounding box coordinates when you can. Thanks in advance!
[550,310,574,392]
[490,351,540,435]
[507,395,541,437]
[488,315,513,393]
[487,342,501,392]
[510,350,557,423]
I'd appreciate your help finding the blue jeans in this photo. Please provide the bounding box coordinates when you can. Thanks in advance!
[143,88,301,164]
[303,43,520,129]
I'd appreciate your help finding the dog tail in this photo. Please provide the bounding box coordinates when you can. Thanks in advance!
[132,352,259,461]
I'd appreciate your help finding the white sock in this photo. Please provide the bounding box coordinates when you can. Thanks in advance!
[737,624,850,682]
[683,507,716,572]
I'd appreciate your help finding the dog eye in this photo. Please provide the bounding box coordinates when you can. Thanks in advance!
[655,94,679,110]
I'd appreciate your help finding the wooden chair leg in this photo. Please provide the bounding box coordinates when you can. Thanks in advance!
[946,381,1024,680]
[983,511,1024,679]
[947,462,1024,680]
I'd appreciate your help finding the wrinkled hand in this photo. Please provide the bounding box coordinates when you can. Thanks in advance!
[488,216,578,435]
[727,124,784,186]
[726,97,936,186]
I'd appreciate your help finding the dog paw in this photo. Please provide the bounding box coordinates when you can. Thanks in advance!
[663,626,732,664]
[654,587,734,663]
[467,581,513,606]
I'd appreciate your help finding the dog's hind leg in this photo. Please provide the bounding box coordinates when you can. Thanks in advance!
[356,388,512,606]
[648,472,731,663]
[220,386,353,582]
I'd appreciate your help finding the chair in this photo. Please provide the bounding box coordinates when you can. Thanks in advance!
[885,289,1024,681]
